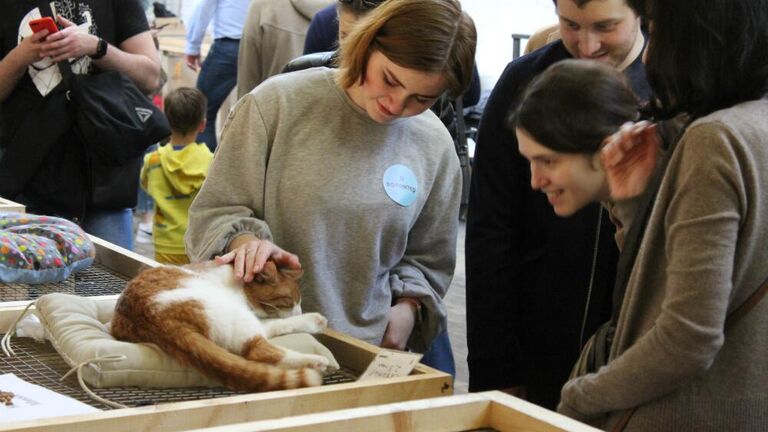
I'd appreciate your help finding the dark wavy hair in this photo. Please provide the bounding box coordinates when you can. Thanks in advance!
[512,59,639,155]
[631,0,768,120]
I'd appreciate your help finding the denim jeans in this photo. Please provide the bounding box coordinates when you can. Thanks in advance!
[196,38,239,151]
[81,208,134,251]
[421,330,456,377]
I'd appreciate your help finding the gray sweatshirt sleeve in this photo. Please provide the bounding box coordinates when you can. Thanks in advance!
[185,96,274,261]
[558,123,742,421]
[389,138,462,352]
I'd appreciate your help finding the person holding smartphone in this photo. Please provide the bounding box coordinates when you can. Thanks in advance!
[0,0,161,250]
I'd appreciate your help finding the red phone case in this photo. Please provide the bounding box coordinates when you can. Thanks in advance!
[29,17,58,34]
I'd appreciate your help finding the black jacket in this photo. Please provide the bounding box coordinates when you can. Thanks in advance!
[465,40,652,409]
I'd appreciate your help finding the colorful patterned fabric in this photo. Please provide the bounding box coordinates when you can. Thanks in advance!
[0,213,95,284]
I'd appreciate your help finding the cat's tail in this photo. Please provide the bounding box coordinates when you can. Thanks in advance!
[176,331,322,392]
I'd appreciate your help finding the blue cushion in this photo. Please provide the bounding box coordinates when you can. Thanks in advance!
[0,213,95,284]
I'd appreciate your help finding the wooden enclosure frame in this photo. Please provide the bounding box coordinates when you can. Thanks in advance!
[179,391,601,432]
[0,238,453,432]
[0,198,25,214]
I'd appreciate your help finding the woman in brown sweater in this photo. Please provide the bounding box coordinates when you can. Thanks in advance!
[558,0,768,430]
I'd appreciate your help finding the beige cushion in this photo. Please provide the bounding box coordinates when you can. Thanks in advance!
[33,293,339,388]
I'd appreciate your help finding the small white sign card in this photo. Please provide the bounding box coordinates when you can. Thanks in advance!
[0,373,98,423]
[358,349,423,381]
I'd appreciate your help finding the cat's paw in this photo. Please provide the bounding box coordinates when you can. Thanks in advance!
[299,313,327,334]
[280,352,329,372]
[303,354,329,372]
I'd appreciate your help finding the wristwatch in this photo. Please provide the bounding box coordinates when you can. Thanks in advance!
[90,38,108,60]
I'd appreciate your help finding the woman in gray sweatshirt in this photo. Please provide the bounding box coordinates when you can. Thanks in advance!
[185,0,476,369]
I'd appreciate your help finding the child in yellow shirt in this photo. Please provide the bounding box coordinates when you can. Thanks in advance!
[140,88,213,264]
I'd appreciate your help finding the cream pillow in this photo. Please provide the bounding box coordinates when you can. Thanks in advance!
[32,293,339,389]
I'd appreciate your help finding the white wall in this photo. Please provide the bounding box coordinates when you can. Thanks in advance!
[461,0,556,92]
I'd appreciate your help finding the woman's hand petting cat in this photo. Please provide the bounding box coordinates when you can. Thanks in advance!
[380,299,419,350]
[217,234,301,282]
[601,120,660,200]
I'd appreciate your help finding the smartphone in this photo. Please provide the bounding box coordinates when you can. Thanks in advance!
[29,17,58,35]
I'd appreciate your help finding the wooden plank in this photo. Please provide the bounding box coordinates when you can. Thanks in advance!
[173,392,602,432]
[89,235,158,278]
[484,392,602,432]
[0,362,450,432]
[181,394,492,432]
[0,198,25,213]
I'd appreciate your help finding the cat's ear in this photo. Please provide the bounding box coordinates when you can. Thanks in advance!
[254,260,278,283]
[280,267,304,281]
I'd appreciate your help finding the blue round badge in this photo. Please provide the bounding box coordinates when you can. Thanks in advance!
[382,164,418,207]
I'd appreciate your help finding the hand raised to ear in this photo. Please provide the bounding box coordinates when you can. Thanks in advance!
[601,121,660,200]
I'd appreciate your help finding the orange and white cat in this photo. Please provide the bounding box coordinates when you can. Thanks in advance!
[110,260,330,392]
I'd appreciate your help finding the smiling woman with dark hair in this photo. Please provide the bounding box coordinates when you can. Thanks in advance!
[558,0,768,430]
[513,60,640,248]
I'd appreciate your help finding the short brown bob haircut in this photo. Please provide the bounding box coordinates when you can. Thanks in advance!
[336,0,477,98]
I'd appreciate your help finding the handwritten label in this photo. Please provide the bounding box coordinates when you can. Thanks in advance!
[358,349,423,381]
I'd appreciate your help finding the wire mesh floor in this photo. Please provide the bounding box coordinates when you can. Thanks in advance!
[0,264,129,302]
[0,336,359,410]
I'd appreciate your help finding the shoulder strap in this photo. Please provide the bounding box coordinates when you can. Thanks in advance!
[725,276,768,329]
[612,276,768,432]
[36,0,74,80]
[37,0,53,17]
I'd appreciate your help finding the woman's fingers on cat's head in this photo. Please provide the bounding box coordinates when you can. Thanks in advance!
[271,247,301,270]
[279,252,301,270]
[214,253,234,264]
